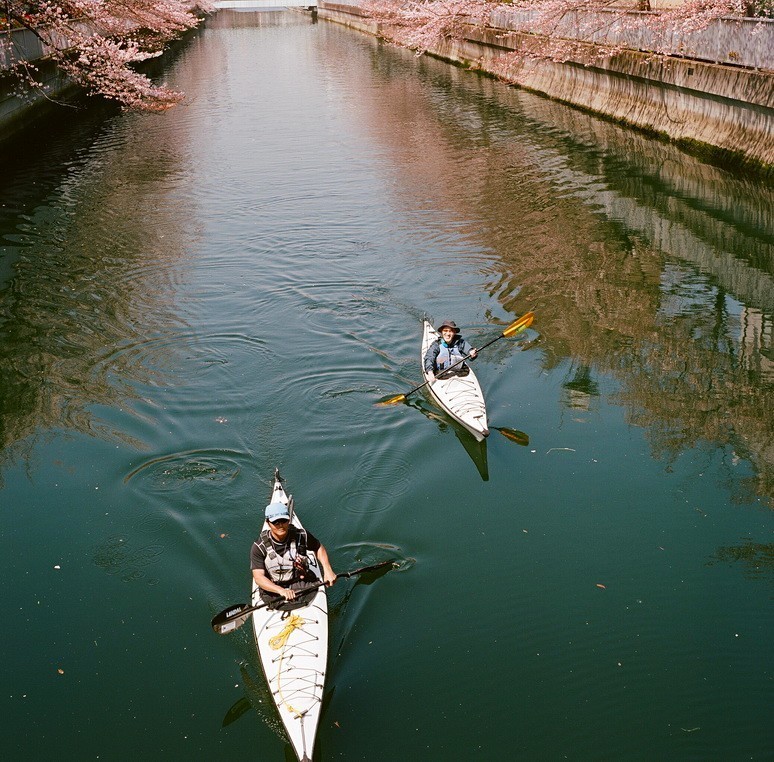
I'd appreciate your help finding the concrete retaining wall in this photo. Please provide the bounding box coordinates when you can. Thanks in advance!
[1,23,93,69]
[318,2,774,176]
[487,9,774,70]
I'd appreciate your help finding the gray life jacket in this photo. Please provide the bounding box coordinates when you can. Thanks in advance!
[436,340,466,372]
[258,527,321,585]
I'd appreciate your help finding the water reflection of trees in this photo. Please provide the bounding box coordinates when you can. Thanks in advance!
[622,300,773,492]
[320,34,774,505]
[0,13,314,480]
[0,111,193,475]
[709,540,774,582]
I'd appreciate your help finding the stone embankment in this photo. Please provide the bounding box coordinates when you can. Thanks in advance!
[0,17,201,141]
[317,2,774,177]
[0,26,80,138]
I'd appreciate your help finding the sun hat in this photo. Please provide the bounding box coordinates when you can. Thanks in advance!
[265,502,290,522]
[438,319,459,333]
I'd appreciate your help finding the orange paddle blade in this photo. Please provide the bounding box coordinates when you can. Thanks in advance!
[502,312,534,338]
[376,393,407,406]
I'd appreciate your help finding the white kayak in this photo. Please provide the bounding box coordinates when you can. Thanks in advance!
[422,320,489,441]
[251,470,328,762]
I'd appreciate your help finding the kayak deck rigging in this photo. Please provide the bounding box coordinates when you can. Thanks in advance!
[266,613,324,717]
[252,470,327,762]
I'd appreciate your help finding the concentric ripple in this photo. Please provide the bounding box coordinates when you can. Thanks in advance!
[92,535,164,585]
[338,447,412,515]
[124,448,247,493]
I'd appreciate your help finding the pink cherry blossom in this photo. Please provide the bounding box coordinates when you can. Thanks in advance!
[361,0,765,67]
[2,1,210,111]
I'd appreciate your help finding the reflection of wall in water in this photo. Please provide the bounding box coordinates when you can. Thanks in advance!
[562,364,599,417]
[741,308,774,383]
[319,38,774,503]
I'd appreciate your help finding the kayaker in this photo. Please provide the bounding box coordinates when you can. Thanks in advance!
[424,319,478,381]
[251,502,337,606]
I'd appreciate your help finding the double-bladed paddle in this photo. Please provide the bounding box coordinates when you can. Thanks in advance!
[211,559,397,635]
[377,311,535,406]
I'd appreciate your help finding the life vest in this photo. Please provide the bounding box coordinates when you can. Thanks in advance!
[258,527,321,585]
[435,339,466,373]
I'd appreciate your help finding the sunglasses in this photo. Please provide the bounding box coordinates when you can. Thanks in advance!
[269,518,289,526]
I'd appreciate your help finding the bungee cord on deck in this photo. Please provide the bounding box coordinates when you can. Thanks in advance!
[268,612,323,720]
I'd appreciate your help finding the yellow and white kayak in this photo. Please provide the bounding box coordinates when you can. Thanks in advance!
[422,320,489,441]
[251,470,327,762]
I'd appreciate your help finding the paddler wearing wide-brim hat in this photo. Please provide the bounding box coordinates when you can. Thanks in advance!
[423,319,478,381]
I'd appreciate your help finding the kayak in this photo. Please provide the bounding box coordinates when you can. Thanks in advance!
[421,320,489,441]
[251,469,328,762]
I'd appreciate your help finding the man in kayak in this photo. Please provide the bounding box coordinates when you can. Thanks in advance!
[424,319,478,381]
[251,502,337,606]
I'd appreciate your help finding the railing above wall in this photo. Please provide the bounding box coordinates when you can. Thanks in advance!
[4,4,769,71]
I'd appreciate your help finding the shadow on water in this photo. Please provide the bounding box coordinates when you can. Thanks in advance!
[222,695,251,728]
[406,394,531,478]
[407,395,490,481]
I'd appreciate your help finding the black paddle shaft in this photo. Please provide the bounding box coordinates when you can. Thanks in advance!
[211,559,397,634]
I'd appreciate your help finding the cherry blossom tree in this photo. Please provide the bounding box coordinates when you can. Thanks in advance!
[361,0,768,66]
[2,1,207,111]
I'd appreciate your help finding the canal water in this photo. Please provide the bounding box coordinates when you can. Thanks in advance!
[1,10,772,760]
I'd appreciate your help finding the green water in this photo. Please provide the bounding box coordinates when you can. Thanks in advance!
[1,11,772,760]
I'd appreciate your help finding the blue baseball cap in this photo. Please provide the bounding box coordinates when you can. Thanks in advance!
[265,502,290,522]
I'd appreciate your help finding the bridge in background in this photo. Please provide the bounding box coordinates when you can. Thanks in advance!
[213,0,317,8]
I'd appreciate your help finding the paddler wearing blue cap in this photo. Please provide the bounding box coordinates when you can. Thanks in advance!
[250,502,337,605]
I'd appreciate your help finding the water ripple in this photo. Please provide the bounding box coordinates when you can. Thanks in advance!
[124,448,247,492]
[92,535,164,585]
[338,446,412,515]
[336,541,415,572]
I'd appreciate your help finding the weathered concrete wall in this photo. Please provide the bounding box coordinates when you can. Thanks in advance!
[487,8,774,70]
[0,66,78,143]
[0,24,92,69]
[0,23,97,141]
[318,2,774,176]
[0,24,101,141]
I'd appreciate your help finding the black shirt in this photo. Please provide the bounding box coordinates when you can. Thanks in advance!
[250,527,321,572]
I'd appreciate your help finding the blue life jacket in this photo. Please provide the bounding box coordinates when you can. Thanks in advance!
[436,339,466,372]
